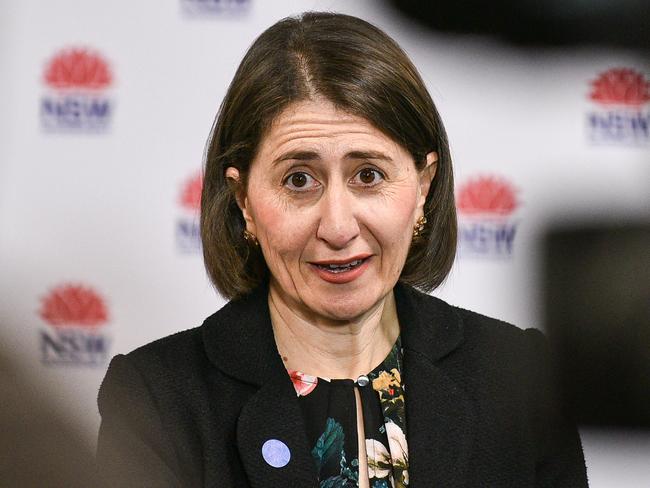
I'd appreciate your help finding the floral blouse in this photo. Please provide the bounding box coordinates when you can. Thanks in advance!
[287,337,408,488]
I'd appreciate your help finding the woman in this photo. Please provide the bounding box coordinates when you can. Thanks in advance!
[97,12,588,487]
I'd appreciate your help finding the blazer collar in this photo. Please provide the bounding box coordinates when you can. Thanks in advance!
[202,281,285,388]
[201,281,465,385]
[393,285,476,485]
[392,281,465,362]
[202,283,319,486]
[201,282,474,487]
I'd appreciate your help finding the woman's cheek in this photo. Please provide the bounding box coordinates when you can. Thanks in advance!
[364,188,417,231]
[252,189,291,229]
[254,197,314,253]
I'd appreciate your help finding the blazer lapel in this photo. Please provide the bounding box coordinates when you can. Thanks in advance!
[235,375,318,487]
[202,282,475,487]
[395,284,476,486]
[202,284,318,487]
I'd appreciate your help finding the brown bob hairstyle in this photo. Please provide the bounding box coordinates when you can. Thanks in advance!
[201,12,457,299]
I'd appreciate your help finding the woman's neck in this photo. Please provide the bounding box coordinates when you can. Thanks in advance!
[268,285,400,380]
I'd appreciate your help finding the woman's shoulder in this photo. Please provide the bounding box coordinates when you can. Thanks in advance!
[101,290,266,383]
[123,324,204,367]
[452,304,545,344]
[437,301,553,385]
[400,283,544,340]
[404,287,558,405]
[98,326,206,401]
[398,284,548,366]
[452,305,550,375]
[115,293,252,365]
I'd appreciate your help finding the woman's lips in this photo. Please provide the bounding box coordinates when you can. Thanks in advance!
[309,256,372,284]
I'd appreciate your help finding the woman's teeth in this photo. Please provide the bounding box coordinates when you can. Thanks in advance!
[319,259,364,273]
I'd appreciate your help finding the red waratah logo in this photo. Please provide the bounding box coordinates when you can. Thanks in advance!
[589,68,650,107]
[43,48,112,90]
[39,284,108,328]
[179,172,203,212]
[457,176,518,216]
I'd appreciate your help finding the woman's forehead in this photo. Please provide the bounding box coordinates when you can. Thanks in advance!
[259,99,407,160]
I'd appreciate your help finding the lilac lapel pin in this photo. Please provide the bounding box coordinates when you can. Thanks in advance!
[262,439,291,468]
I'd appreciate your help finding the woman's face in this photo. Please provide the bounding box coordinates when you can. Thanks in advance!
[229,99,436,322]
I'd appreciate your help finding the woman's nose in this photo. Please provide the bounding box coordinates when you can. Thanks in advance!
[316,184,360,249]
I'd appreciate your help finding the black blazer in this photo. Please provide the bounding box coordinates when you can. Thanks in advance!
[97,283,588,487]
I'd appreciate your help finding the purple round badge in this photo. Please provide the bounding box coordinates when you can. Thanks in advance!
[261,439,291,468]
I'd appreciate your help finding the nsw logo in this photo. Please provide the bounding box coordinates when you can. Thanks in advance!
[456,175,520,258]
[40,47,114,132]
[181,0,251,16]
[586,68,650,145]
[176,171,203,253]
[38,284,111,366]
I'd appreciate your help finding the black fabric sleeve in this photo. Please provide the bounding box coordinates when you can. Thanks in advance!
[524,328,589,487]
[97,354,183,487]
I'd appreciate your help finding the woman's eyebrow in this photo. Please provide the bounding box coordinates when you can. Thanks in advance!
[273,150,321,164]
[345,151,393,163]
[273,150,394,165]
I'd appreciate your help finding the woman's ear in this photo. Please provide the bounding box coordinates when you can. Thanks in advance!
[225,167,256,234]
[417,151,438,213]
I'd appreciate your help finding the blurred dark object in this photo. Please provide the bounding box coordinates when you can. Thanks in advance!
[0,348,106,487]
[386,0,650,49]
[543,223,650,428]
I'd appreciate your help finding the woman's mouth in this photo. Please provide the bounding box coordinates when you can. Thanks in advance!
[310,256,372,283]
[315,258,365,273]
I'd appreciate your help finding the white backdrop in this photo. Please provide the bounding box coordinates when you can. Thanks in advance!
[1,0,649,485]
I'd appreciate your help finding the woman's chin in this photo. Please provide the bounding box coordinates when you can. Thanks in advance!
[307,293,383,323]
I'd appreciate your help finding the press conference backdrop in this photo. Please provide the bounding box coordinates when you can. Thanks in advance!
[1,1,648,486]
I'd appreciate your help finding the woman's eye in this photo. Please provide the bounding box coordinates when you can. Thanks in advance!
[284,172,318,191]
[352,168,384,186]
